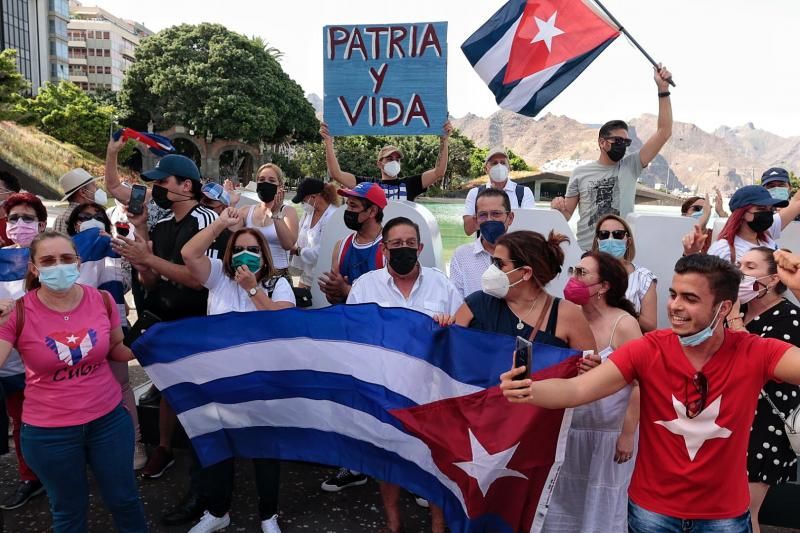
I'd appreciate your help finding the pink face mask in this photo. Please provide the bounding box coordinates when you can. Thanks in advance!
[7,220,39,247]
[563,278,599,306]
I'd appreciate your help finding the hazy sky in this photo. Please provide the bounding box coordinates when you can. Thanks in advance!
[94,0,800,137]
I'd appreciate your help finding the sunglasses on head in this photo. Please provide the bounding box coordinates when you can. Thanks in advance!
[685,372,708,419]
[8,214,36,223]
[77,213,105,223]
[233,245,261,255]
[597,229,628,240]
[603,136,632,147]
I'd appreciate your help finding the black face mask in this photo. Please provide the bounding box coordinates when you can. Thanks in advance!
[257,182,278,203]
[606,143,626,163]
[747,210,774,233]
[389,247,418,275]
[152,184,173,210]
[343,209,363,231]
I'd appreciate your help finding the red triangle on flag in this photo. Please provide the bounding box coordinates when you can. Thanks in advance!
[504,0,619,84]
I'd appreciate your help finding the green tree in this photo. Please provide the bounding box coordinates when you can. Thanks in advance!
[506,148,530,171]
[20,81,125,157]
[118,23,318,144]
[0,49,29,119]
[789,170,800,190]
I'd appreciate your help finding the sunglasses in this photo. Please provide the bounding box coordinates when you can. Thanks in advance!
[232,245,261,255]
[491,257,517,269]
[603,136,632,147]
[8,214,37,223]
[597,229,628,240]
[685,372,708,419]
[567,266,595,279]
[77,213,105,223]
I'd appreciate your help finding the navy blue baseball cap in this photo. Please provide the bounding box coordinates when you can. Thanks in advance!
[729,184,789,211]
[761,167,790,187]
[141,154,201,182]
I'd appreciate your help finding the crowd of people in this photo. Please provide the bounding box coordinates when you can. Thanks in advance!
[0,62,797,533]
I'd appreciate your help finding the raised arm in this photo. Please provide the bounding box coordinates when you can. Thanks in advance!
[105,137,151,204]
[639,65,673,167]
[420,121,453,188]
[320,122,357,188]
[779,189,800,228]
[271,187,299,250]
[181,208,239,286]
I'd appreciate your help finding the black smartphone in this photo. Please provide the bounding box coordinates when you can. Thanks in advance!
[127,184,147,215]
[513,336,532,380]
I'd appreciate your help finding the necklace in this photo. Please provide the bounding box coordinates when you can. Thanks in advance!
[515,293,541,330]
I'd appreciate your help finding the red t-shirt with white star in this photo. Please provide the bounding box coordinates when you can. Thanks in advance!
[610,329,791,519]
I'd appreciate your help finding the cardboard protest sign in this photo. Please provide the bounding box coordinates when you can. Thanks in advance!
[323,22,448,136]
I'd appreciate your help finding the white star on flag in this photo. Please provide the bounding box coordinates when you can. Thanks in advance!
[66,335,78,344]
[531,12,565,53]
[655,395,732,461]
[453,428,528,497]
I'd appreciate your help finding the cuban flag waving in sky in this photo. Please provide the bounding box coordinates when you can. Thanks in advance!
[462,0,620,116]
[133,304,581,532]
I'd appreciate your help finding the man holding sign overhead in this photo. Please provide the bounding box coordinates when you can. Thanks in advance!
[321,21,452,202]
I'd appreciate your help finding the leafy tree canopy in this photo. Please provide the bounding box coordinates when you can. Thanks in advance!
[0,49,29,119]
[118,23,318,144]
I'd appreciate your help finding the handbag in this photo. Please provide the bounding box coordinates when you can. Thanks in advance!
[760,390,800,456]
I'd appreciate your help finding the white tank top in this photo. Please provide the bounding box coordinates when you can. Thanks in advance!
[246,205,289,269]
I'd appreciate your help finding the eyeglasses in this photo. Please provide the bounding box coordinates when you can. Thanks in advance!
[602,136,632,147]
[688,205,704,213]
[476,210,509,222]
[568,266,595,279]
[233,245,261,255]
[685,372,708,419]
[76,213,105,223]
[385,238,418,249]
[597,229,628,240]
[37,253,79,268]
[7,214,36,223]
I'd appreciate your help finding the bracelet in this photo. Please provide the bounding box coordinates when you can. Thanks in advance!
[658,91,671,98]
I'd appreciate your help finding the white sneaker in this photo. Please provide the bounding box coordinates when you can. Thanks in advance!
[188,511,230,533]
[133,442,148,470]
[261,514,281,533]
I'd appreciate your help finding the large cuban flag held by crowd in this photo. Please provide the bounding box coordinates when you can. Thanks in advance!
[462,0,619,116]
[133,304,581,532]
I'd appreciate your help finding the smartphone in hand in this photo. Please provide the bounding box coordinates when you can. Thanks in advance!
[127,184,147,215]
[513,336,533,381]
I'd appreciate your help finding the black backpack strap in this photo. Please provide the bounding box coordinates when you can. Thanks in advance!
[515,184,525,207]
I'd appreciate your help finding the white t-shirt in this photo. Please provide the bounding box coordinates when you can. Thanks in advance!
[290,204,337,286]
[463,179,535,216]
[566,153,644,250]
[347,266,463,317]
[707,213,782,263]
[204,258,295,315]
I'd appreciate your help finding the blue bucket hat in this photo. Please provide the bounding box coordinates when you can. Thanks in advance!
[729,185,789,211]
[141,154,201,182]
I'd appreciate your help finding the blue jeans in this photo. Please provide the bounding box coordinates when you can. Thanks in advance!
[629,501,752,533]
[22,404,147,533]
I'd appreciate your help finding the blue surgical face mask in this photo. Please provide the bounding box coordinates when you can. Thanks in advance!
[690,210,704,219]
[769,187,790,201]
[479,220,506,245]
[598,238,627,258]
[678,304,723,347]
[38,263,80,292]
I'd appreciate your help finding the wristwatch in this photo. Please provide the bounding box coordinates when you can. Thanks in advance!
[271,207,283,220]
[248,287,258,297]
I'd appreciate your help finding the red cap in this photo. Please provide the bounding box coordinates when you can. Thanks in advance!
[337,182,388,209]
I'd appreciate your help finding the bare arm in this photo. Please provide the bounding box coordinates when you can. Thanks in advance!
[773,346,800,385]
[108,327,134,362]
[638,281,658,332]
[105,138,151,204]
[501,359,629,409]
[181,210,238,287]
[779,189,800,229]
[639,65,673,167]
[320,122,356,188]
[454,302,474,326]
[271,188,299,250]
[420,121,452,188]
[551,195,578,221]
[556,300,597,353]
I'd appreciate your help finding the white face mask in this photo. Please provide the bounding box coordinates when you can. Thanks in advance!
[489,163,509,183]
[79,218,106,233]
[93,189,108,205]
[383,160,401,178]
[302,196,316,214]
[481,263,523,299]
